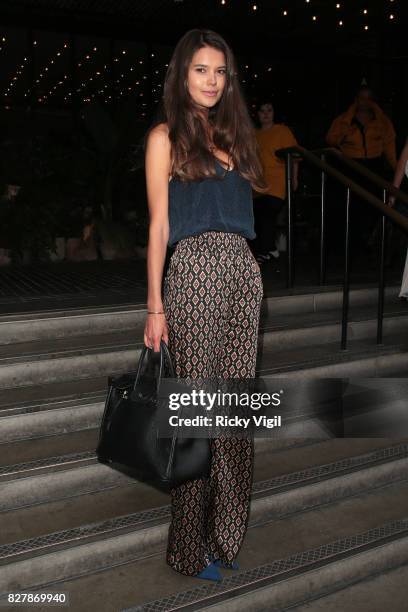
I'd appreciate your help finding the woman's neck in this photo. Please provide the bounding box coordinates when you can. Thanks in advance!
[261,121,275,130]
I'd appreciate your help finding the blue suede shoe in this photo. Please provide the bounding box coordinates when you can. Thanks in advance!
[196,562,222,582]
[209,554,239,570]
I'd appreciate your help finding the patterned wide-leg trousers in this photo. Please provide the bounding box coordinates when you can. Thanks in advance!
[163,231,263,576]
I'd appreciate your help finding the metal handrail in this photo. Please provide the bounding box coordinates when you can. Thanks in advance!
[275,145,408,351]
[277,146,408,232]
[316,147,408,207]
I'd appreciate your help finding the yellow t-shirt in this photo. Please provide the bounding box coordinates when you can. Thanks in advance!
[255,124,298,200]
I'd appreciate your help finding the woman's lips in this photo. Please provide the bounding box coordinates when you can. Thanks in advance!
[202,91,217,97]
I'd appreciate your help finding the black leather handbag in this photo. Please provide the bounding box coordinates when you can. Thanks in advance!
[96,340,211,492]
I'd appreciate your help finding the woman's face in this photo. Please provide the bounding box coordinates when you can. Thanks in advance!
[258,103,274,126]
[187,45,226,111]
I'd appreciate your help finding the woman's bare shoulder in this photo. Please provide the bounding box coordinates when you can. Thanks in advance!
[148,122,169,139]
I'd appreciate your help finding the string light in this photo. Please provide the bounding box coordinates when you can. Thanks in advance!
[4,4,399,112]
[3,55,29,99]
[21,41,69,101]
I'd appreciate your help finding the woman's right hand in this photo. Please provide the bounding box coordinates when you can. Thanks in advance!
[144,313,169,352]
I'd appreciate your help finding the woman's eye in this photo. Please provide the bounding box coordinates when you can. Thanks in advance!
[195,68,226,75]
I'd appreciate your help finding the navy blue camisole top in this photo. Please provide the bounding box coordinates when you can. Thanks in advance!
[168,159,256,247]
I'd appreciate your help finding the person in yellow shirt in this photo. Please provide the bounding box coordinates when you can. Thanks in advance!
[326,86,396,257]
[252,101,299,264]
[326,87,396,169]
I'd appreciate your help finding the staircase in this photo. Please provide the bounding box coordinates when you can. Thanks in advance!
[1,283,408,611]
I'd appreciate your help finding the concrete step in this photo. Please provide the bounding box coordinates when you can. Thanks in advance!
[259,334,408,378]
[2,375,408,445]
[0,429,389,512]
[260,301,408,351]
[1,314,408,389]
[0,440,407,594]
[2,470,408,610]
[289,562,408,611]
[0,428,99,470]
[0,304,145,345]
[0,284,401,345]
[0,393,105,443]
[0,437,396,515]
[125,483,408,612]
[0,429,330,512]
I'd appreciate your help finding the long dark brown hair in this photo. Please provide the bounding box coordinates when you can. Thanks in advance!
[147,29,268,192]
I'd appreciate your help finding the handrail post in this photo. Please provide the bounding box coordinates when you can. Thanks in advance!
[320,153,327,285]
[377,189,387,344]
[286,152,294,288]
[341,187,351,350]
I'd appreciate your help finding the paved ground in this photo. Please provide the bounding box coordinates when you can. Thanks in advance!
[0,249,405,314]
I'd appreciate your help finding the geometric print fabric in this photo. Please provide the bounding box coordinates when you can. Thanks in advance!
[163,231,263,575]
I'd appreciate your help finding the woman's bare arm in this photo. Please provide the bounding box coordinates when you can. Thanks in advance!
[389,139,408,207]
[393,139,408,190]
[144,123,171,350]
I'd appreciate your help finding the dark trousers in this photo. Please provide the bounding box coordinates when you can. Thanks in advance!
[163,231,263,576]
[251,195,285,256]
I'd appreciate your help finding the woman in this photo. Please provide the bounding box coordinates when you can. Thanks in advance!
[144,29,267,582]
[252,100,299,265]
[388,137,408,298]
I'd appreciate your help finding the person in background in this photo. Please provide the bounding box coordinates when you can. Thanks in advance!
[252,101,299,265]
[388,137,408,298]
[326,86,397,257]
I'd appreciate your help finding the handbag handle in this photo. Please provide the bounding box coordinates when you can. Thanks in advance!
[132,340,175,394]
